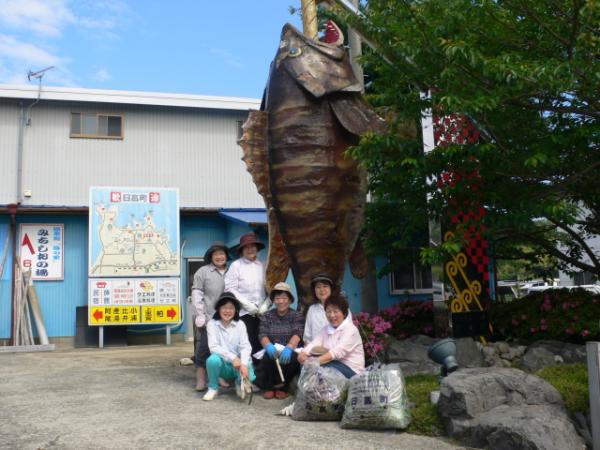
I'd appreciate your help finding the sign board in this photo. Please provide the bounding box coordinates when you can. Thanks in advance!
[88,277,180,325]
[18,224,64,280]
[88,187,180,277]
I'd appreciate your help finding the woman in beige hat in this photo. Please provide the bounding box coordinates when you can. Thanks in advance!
[224,232,271,357]
[257,282,303,399]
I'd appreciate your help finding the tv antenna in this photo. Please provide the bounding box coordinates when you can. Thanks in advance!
[27,66,54,82]
[24,66,54,125]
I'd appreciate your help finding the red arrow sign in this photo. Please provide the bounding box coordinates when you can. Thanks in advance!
[21,233,35,254]
[93,309,104,321]
[166,308,177,319]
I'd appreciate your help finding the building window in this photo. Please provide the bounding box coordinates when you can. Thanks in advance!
[70,113,123,139]
[389,248,433,294]
[573,270,596,285]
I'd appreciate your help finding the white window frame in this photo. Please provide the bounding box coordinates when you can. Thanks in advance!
[388,250,433,295]
[70,112,124,139]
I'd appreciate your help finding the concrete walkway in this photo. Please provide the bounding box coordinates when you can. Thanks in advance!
[0,343,466,450]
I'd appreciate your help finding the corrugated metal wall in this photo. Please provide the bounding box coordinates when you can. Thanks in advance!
[0,100,263,208]
[0,102,18,204]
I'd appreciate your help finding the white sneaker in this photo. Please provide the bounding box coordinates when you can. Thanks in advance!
[202,388,218,401]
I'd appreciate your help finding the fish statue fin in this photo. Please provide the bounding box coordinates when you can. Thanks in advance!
[239,110,271,202]
[238,110,290,291]
[349,237,369,279]
[329,95,388,136]
[265,208,290,292]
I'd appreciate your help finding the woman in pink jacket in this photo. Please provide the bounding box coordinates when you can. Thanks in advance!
[298,295,365,378]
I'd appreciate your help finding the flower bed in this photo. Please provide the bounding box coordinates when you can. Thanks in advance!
[380,300,435,339]
[353,300,436,361]
[490,288,600,344]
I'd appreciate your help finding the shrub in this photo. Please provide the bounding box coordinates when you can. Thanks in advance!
[490,288,600,344]
[352,312,392,362]
[380,300,435,340]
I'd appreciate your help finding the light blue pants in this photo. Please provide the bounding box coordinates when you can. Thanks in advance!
[206,354,256,390]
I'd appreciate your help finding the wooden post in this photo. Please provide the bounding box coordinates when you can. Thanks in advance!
[587,342,600,450]
[301,0,318,39]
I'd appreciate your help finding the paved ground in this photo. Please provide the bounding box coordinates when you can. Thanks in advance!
[0,343,466,450]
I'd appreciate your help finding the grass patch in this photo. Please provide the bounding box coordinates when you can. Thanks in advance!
[404,374,444,436]
[536,363,589,414]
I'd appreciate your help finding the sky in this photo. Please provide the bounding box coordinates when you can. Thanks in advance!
[0,0,304,99]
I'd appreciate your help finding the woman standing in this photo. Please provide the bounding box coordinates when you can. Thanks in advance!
[299,295,365,379]
[258,282,304,399]
[224,232,270,356]
[191,241,229,391]
[203,292,256,401]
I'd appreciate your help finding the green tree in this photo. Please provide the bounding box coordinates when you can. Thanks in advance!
[334,0,600,277]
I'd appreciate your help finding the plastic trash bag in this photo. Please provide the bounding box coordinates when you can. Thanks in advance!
[341,363,411,430]
[292,362,349,421]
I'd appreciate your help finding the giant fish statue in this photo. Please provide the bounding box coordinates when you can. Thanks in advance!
[238,21,387,306]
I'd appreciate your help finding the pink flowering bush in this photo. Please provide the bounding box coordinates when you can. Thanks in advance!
[380,300,435,340]
[352,312,392,361]
[491,288,600,344]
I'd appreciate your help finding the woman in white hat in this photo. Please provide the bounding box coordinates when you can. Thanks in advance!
[257,282,304,399]
[224,232,271,357]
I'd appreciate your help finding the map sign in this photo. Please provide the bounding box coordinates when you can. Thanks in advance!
[88,187,180,277]
[88,277,180,325]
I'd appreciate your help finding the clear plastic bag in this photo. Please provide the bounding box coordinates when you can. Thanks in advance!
[340,363,411,430]
[291,362,349,421]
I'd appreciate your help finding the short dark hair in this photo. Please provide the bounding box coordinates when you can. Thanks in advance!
[324,294,349,318]
[213,292,241,321]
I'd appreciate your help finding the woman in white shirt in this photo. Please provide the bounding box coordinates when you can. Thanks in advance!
[303,274,351,345]
[224,232,270,356]
[203,292,256,401]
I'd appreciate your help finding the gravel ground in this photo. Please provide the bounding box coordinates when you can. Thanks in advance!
[0,343,467,450]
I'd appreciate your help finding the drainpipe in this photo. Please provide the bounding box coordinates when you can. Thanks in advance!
[8,203,17,345]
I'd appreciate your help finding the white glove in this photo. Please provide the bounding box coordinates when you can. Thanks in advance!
[257,298,272,315]
[243,302,259,316]
[194,313,206,328]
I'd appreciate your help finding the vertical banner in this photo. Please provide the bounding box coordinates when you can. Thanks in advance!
[18,224,64,280]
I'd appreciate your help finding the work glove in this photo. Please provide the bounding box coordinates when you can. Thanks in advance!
[279,346,293,365]
[265,343,277,359]
[257,298,272,315]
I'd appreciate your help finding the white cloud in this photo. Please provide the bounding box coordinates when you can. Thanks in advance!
[0,0,75,37]
[208,48,244,69]
[0,35,60,66]
[93,68,111,82]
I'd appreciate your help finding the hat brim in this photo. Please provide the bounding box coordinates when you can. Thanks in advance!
[236,242,265,253]
[204,245,230,262]
[269,289,294,302]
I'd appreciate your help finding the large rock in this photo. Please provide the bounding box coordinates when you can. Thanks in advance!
[474,405,586,450]
[454,337,484,368]
[386,335,439,376]
[520,340,587,372]
[438,367,585,450]
[520,346,556,372]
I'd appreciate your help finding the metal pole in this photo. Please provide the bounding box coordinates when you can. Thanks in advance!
[166,326,171,345]
[587,342,600,450]
[99,326,104,348]
[301,0,318,38]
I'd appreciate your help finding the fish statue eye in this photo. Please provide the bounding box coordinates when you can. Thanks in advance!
[288,47,302,57]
